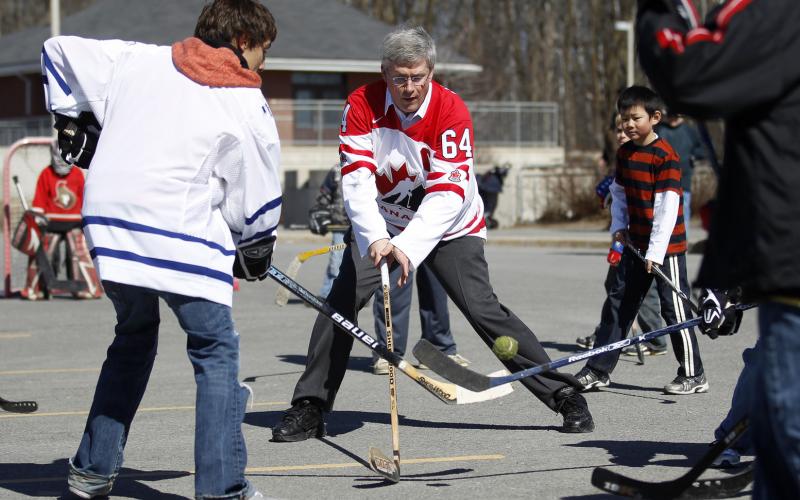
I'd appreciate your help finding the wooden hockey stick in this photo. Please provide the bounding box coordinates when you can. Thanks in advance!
[368,261,401,483]
[274,242,347,306]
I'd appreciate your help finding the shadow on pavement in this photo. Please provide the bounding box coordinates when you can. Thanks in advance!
[273,354,374,373]
[564,440,710,468]
[245,409,557,436]
[0,458,189,499]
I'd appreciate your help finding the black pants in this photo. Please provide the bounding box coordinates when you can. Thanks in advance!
[587,249,704,377]
[292,231,578,411]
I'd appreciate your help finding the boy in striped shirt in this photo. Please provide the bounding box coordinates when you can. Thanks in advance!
[575,86,707,395]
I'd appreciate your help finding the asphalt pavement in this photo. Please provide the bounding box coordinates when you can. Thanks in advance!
[0,220,755,499]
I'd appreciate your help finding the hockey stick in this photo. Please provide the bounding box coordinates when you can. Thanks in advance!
[591,417,750,499]
[624,241,701,315]
[680,462,753,499]
[266,265,513,405]
[412,303,756,393]
[368,261,401,483]
[0,396,38,413]
[275,242,347,306]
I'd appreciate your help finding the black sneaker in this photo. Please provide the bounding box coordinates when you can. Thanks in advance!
[554,386,595,433]
[271,399,326,442]
[575,334,595,350]
[575,366,610,391]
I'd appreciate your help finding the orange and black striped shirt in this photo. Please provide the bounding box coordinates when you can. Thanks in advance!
[616,137,687,255]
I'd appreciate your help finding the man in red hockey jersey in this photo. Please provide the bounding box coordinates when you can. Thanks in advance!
[272,26,594,442]
[21,151,100,299]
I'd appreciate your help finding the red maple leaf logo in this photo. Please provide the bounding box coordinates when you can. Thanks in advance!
[375,163,418,196]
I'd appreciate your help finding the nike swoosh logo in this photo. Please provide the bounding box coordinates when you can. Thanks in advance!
[372,116,384,124]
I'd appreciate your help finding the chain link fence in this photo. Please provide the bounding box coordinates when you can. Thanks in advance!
[0,100,559,147]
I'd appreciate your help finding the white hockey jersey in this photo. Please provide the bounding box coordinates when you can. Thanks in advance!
[339,81,485,268]
[42,36,282,306]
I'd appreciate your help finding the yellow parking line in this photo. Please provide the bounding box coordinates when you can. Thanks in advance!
[245,454,505,473]
[0,367,99,376]
[0,401,286,419]
[0,332,32,339]
[0,454,504,485]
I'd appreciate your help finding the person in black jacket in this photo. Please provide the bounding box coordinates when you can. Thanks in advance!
[636,1,800,497]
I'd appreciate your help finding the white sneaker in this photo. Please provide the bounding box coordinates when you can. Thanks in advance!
[372,359,389,375]
[711,448,741,468]
[68,487,93,499]
[448,353,470,367]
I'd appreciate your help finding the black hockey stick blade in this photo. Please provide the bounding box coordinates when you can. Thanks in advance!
[413,303,757,393]
[591,418,749,499]
[679,463,753,499]
[266,266,512,405]
[0,397,38,413]
[368,447,400,483]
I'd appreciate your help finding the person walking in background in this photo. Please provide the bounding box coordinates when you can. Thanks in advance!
[42,0,280,497]
[575,86,706,395]
[308,164,349,299]
[655,110,707,238]
[577,113,667,356]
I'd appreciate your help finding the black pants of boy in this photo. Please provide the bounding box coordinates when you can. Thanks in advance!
[291,230,579,412]
[587,248,703,377]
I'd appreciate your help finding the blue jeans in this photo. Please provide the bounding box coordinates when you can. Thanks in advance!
[372,262,455,360]
[68,281,251,499]
[319,231,346,298]
[714,341,757,453]
[752,301,800,499]
[683,191,692,240]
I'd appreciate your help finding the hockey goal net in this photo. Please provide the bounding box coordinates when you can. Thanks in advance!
[2,137,58,297]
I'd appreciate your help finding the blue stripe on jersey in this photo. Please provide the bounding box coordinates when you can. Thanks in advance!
[90,247,233,285]
[238,223,279,245]
[82,215,235,256]
[244,196,282,226]
[41,48,72,95]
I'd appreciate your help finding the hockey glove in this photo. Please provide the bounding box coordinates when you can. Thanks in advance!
[308,207,331,236]
[53,113,101,169]
[699,288,743,339]
[233,235,276,281]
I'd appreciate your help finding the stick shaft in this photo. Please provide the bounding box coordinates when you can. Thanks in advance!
[381,262,401,470]
[624,241,701,315]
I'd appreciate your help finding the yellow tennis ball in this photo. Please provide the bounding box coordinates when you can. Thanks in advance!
[492,336,518,360]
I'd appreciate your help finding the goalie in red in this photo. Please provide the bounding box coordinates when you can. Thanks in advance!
[14,150,101,300]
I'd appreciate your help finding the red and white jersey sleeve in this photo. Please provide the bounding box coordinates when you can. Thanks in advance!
[339,89,390,254]
[340,81,485,269]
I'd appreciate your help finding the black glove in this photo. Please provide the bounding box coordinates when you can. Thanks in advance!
[699,288,743,339]
[308,207,331,236]
[233,235,276,281]
[53,112,101,169]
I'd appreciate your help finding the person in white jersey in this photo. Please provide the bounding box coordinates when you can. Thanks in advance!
[41,0,281,497]
[271,26,594,443]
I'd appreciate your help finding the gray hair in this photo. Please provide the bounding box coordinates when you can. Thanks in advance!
[381,26,436,71]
